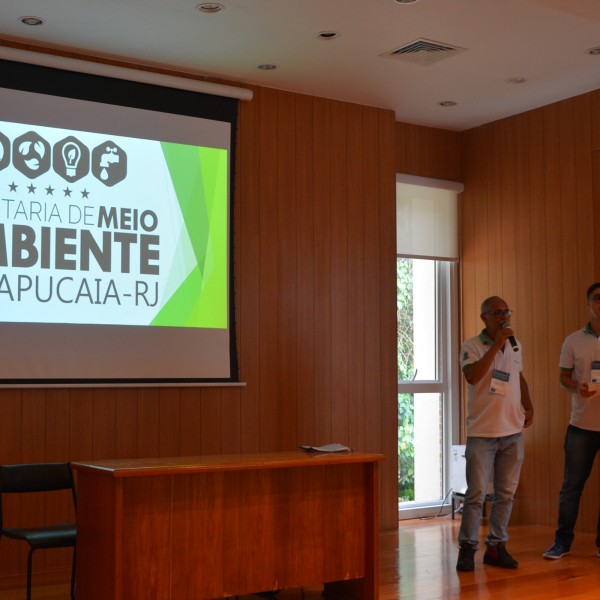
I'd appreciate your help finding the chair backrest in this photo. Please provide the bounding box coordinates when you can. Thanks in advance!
[0,463,76,531]
[0,463,74,494]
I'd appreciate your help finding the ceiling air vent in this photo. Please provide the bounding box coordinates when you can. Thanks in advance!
[382,38,467,66]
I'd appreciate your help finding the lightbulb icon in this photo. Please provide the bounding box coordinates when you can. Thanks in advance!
[62,142,81,177]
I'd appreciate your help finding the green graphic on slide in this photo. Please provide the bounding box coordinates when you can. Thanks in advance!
[152,143,228,328]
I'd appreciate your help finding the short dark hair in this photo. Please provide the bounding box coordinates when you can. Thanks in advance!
[586,283,600,299]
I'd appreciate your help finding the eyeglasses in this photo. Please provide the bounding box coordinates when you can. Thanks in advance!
[485,309,513,318]
[590,294,600,302]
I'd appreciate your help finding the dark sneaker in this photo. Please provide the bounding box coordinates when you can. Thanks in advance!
[456,544,476,572]
[483,543,518,568]
[543,543,571,560]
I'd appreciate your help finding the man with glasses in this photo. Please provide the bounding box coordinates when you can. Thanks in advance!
[456,296,534,572]
[543,283,600,560]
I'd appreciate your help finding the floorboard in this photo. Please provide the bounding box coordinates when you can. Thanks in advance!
[2,517,599,599]
[385,517,600,600]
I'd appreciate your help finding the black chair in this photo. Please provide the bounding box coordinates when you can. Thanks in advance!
[0,463,77,600]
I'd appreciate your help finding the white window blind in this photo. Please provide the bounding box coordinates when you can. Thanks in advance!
[396,175,463,260]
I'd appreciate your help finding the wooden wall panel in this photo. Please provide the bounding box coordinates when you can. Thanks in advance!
[593,153,600,285]
[377,109,399,527]
[257,86,280,453]
[200,388,222,455]
[235,83,261,454]
[525,108,553,527]
[0,41,399,584]
[276,91,299,451]
[219,387,242,455]
[460,91,599,534]
[362,106,384,457]
[70,389,94,461]
[512,112,535,525]
[0,390,22,577]
[294,93,316,448]
[92,389,116,460]
[312,97,334,446]
[592,90,600,281]
[330,100,351,445]
[115,388,139,459]
[395,122,462,182]
[591,89,600,152]
[347,103,367,452]
[569,94,600,536]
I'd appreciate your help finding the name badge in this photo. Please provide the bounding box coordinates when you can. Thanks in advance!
[591,361,600,383]
[490,368,510,396]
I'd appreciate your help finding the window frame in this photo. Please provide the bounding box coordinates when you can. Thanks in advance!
[397,258,459,519]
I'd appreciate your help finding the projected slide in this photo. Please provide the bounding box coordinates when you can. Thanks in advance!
[0,122,228,329]
[0,63,238,384]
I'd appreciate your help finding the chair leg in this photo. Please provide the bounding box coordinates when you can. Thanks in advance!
[71,547,76,600]
[27,548,35,600]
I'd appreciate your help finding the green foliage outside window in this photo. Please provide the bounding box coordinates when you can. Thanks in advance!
[397,258,415,501]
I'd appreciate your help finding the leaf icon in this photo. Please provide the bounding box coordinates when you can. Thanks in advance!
[24,158,40,170]
[34,141,45,158]
[19,141,32,156]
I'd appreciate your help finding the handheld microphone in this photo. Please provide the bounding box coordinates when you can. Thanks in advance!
[502,322,519,352]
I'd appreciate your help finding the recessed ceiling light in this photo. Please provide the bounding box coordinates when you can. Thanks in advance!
[196,3,224,13]
[439,101,456,107]
[316,31,340,40]
[506,76,528,84]
[257,64,277,71]
[587,46,600,56]
[394,0,420,4]
[19,16,44,26]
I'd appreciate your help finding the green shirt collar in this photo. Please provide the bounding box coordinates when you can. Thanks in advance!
[479,329,494,345]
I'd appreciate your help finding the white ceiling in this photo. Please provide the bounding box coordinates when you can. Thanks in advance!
[1,0,600,131]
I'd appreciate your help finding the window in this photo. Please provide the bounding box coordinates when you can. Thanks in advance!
[396,175,462,519]
[397,258,458,516]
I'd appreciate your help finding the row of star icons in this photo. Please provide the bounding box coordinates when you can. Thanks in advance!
[7,181,91,199]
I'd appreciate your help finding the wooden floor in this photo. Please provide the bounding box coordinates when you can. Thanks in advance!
[387,517,600,600]
[2,516,599,599]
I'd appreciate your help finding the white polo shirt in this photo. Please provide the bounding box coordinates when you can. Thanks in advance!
[559,323,600,431]
[460,330,525,437]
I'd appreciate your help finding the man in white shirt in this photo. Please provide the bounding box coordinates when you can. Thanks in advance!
[543,283,600,560]
[456,296,534,572]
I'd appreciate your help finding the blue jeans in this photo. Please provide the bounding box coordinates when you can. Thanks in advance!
[458,433,524,549]
[554,424,600,548]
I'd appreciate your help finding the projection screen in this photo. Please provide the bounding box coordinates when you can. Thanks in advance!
[0,59,239,385]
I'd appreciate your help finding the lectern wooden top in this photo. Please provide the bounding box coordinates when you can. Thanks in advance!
[72,450,384,478]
